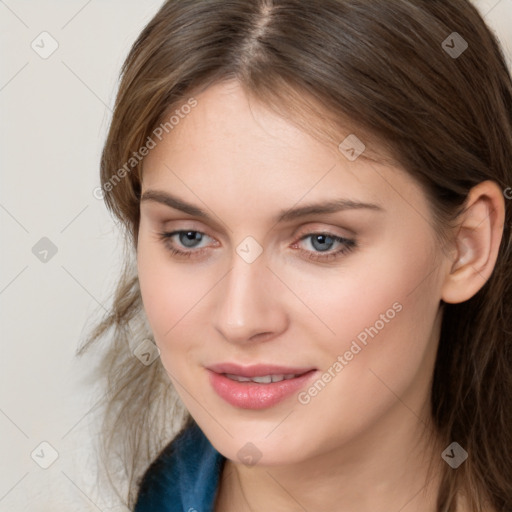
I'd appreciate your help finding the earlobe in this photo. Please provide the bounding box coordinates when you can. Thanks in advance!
[441,180,505,304]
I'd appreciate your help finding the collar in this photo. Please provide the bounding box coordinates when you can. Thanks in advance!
[134,421,226,512]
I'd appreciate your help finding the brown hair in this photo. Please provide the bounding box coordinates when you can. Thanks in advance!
[79,0,512,510]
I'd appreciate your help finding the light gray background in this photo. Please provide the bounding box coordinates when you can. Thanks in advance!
[1,1,511,510]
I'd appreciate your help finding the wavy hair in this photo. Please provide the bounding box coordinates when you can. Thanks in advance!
[79,0,512,510]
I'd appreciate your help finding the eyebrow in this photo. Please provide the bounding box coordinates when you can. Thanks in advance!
[140,189,384,223]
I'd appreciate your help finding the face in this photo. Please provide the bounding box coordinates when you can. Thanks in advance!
[137,79,448,467]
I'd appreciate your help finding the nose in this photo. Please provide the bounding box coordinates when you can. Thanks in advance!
[214,250,289,345]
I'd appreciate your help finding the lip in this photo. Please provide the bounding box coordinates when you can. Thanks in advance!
[206,363,318,410]
[207,363,316,378]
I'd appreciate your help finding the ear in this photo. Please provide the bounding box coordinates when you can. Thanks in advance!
[441,180,506,304]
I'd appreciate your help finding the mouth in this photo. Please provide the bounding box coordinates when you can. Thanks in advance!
[206,363,318,409]
[224,373,304,383]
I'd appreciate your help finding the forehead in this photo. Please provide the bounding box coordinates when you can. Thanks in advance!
[141,80,428,224]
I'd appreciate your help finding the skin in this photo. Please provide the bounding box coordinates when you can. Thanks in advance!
[136,79,505,511]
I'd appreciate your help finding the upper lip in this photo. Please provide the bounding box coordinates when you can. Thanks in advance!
[207,363,316,378]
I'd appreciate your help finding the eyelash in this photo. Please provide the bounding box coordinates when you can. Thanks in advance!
[156,230,357,263]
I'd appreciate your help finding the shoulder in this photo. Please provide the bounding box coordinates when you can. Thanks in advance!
[134,421,226,512]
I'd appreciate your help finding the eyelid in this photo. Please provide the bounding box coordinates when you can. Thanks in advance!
[157,221,355,247]
[144,204,231,237]
[293,223,355,241]
[157,220,218,241]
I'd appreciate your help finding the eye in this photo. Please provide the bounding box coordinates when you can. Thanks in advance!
[157,229,357,262]
[157,230,214,258]
[292,232,357,262]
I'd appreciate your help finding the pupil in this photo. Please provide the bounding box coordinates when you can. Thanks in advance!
[181,231,201,247]
[312,235,333,252]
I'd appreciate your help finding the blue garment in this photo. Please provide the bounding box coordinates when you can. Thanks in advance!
[134,421,226,512]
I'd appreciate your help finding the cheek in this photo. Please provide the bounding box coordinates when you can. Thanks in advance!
[295,236,442,434]
[137,234,187,347]
[304,227,440,352]
[136,233,216,370]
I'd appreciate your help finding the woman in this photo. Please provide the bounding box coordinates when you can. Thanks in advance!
[81,0,512,510]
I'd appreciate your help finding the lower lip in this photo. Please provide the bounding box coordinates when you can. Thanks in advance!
[207,369,318,409]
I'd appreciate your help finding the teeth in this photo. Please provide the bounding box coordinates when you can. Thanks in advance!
[225,373,299,383]
[252,375,273,384]
[225,373,252,382]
